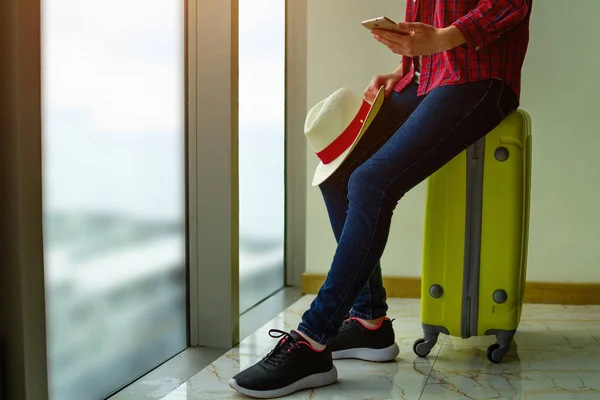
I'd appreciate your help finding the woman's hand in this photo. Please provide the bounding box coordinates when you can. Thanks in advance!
[364,71,404,103]
[372,23,465,57]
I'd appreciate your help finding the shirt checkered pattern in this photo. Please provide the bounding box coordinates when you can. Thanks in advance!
[394,0,532,99]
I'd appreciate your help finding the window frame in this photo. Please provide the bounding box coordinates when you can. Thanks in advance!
[0,0,308,396]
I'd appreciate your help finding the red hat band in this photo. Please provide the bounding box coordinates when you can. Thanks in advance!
[315,100,371,165]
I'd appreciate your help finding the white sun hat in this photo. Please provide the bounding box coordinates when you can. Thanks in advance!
[305,86,385,186]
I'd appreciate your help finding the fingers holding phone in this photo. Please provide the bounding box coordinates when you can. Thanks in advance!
[360,17,406,102]
[361,16,410,34]
[362,16,418,57]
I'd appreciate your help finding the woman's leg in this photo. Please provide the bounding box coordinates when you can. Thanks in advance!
[298,79,519,345]
[318,82,423,321]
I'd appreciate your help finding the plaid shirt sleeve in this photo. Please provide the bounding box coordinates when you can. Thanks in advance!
[452,0,530,50]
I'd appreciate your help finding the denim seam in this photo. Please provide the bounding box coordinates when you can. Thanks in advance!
[319,83,497,340]
[366,275,372,320]
[473,79,493,94]
[496,80,506,119]
[349,309,372,320]
[296,325,323,345]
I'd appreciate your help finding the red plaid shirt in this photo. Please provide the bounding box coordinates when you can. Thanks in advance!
[394,0,532,99]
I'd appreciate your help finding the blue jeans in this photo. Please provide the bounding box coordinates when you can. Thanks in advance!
[297,79,519,345]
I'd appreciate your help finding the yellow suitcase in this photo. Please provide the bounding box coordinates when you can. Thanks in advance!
[414,109,532,363]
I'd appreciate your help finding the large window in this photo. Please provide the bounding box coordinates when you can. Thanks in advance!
[238,0,286,313]
[41,1,187,398]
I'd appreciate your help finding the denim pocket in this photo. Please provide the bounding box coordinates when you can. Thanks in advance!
[470,79,495,94]
[471,79,511,120]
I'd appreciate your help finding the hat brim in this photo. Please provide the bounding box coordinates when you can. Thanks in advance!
[312,86,385,186]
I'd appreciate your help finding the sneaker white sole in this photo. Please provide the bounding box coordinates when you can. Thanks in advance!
[228,366,338,399]
[332,342,400,362]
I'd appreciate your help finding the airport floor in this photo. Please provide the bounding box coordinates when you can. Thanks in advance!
[139,295,600,399]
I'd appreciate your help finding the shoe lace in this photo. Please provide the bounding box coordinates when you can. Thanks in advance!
[263,329,302,367]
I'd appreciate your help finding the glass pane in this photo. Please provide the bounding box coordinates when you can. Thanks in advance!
[238,0,286,313]
[41,1,186,399]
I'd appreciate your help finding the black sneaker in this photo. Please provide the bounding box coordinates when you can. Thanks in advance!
[229,329,338,398]
[330,317,399,362]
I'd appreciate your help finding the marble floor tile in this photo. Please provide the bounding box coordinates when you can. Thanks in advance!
[421,337,600,399]
[163,356,437,400]
[443,329,600,352]
[518,304,600,333]
[161,296,600,399]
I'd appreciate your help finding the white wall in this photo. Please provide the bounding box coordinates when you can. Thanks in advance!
[304,0,600,282]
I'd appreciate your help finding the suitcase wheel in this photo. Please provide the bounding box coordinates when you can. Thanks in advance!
[413,337,436,358]
[486,343,510,363]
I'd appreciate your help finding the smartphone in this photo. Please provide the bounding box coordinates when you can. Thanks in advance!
[361,17,407,33]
